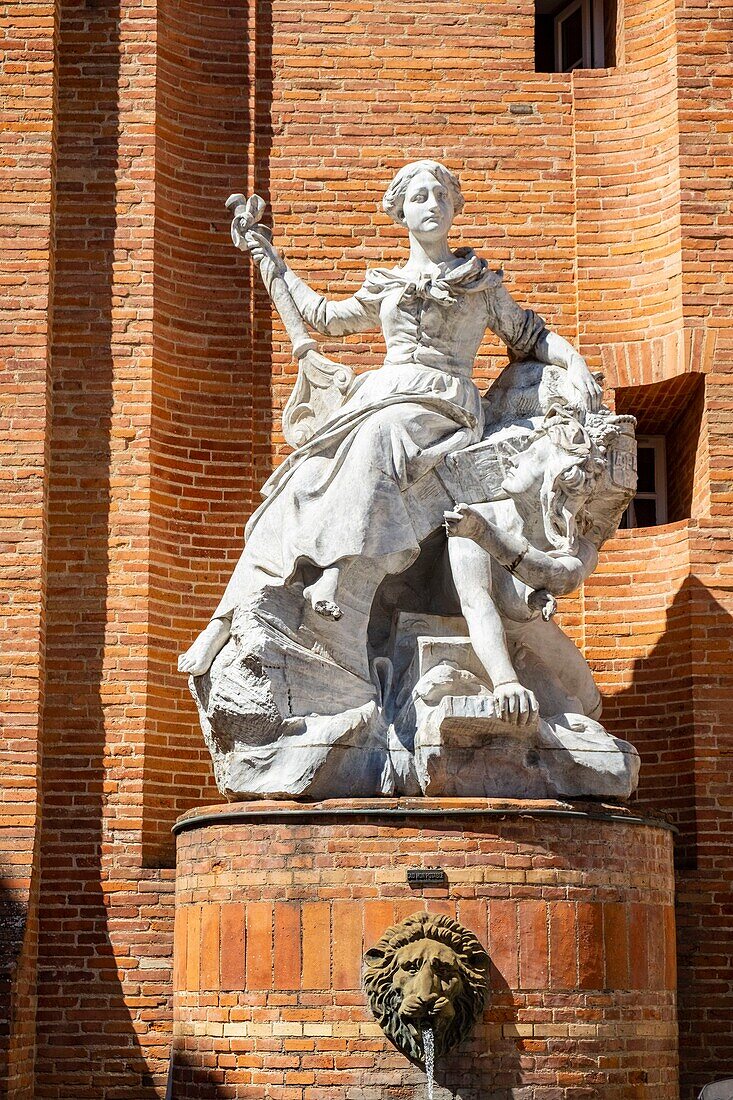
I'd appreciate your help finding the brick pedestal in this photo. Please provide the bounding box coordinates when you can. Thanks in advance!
[172,799,678,1099]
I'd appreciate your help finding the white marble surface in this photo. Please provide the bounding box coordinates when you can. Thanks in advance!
[180,161,638,801]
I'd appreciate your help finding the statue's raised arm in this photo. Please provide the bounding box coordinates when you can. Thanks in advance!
[226,192,376,447]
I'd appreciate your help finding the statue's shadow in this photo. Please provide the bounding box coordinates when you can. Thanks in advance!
[432,965,523,1100]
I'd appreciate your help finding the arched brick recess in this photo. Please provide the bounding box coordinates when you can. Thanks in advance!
[142,0,254,863]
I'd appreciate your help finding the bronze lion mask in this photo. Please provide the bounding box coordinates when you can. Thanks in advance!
[363,912,490,1066]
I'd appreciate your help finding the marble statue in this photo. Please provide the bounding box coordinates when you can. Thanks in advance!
[363,912,490,1067]
[179,160,639,801]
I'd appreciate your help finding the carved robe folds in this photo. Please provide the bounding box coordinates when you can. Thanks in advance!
[190,356,639,802]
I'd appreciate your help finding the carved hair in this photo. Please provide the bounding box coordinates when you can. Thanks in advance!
[363,912,489,1066]
[382,160,465,224]
[533,406,605,552]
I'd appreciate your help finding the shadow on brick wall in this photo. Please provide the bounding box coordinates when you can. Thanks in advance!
[171,1053,230,1098]
[603,574,700,868]
[0,887,32,1092]
[435,964,522,1099]
[36,0,161,1094]
[605,575,733,1099]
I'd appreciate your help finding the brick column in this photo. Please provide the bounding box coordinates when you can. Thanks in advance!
[173,799,678,1099]
[0,1,58,1094]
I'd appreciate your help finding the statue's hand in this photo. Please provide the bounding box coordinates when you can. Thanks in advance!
[527,587,557,621]
[444,503,487,543]
[492,681,538,727]
[567,353,603,413]
[245,228,286,283]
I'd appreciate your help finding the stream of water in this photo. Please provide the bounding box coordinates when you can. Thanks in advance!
[422,1025,435,1100]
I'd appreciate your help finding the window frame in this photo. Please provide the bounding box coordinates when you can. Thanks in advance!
[554,0,593,71]
[548,0,603,72]
[624,434,668,529]
[591,0,606,67]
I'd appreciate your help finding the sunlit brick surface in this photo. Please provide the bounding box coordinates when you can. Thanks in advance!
[173,802,678,1099]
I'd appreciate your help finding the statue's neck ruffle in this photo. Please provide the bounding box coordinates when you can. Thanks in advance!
[360,248,503,306]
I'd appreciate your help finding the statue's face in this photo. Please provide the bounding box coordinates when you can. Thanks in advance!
[501,437,548,497]
[401,170,455,240]
[393,938,463,1027]
[502,431,593,518]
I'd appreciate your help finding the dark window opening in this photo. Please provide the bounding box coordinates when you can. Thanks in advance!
[614,373,705,530]
[619,436,666,529]
[535,0,618,72]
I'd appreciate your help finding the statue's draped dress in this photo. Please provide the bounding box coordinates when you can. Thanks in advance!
[213,249,546,620]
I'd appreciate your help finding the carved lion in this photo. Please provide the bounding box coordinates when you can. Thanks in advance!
[363,911,490,1066]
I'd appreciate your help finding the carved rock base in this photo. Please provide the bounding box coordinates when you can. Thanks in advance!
[192,606,640,802]
[189,601,386,800]
[172,799,678,1099]
[413,696,640,800]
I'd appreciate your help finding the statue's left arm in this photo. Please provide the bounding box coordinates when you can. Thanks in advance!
[445,503,598,596]
[485,282,603,412]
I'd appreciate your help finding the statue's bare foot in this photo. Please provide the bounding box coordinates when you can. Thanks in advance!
[178,617,231,676]
[303,567,342,620]
[313,599,342,621]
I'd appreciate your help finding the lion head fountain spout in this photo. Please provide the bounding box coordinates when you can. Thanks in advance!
[363,912,490,1068]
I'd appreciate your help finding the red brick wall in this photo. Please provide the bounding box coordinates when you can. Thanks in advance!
[678,531,733,1097]
[0,0,58,1094]
[144,0,252,864]
[589,513,733,1100]
[34,0,173,1096]
[173,804,678,1099]
[588,524,697,850]
[2,0,732,1096]
[574,0,684,376]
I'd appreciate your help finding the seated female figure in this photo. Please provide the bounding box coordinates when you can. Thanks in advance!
[180,161,602,677]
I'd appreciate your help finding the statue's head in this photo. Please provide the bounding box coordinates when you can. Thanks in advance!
[382,160,464,240]
[363,912,489,1066]
[501,405,605,552]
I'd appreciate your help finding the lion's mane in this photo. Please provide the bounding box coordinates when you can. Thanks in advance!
[362,912,490,1066]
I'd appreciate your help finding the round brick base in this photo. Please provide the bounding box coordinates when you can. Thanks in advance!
[172,799,678,1099]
